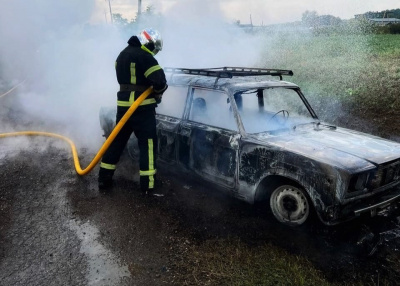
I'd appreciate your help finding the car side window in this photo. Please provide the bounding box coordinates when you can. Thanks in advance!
[156,86,188,118]
[189,88,237,131]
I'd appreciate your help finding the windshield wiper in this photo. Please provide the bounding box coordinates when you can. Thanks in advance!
[317,122,337,130]
[292,121,319,130]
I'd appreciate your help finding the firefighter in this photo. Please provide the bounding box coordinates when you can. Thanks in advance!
[98,28,168,193]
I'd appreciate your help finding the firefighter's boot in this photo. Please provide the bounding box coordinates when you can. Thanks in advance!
[98,167,114,191]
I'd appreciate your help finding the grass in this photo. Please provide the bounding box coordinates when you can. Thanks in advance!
[259,33,400,112]
[366,34,400,56]
[256,33,400,138]
[170,237,399,286]
[173,238,334,286]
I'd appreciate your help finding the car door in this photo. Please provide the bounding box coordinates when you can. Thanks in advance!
[178,87,239,188]
[155,85,189,164]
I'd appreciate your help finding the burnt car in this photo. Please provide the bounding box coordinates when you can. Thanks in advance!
[100,67,400,226]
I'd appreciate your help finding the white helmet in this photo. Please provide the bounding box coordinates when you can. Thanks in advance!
[137,28,163,55]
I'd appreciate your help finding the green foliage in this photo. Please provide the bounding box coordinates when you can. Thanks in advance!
[351,18,377,34]
[301,10,342,28]
[354,8,400,35]
[111,5,162,34]
[259,33,400,127]
[389,23,400,34]
[374,25,391,34]
[363,8,400,19]
[365,34,400,54]
[308,18,400,36]
[302,10,319,26]
[112,13,129,27]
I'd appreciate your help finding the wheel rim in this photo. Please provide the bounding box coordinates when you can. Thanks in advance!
[270,185,309,225]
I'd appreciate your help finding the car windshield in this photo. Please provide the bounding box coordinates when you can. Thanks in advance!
[236,87,315,134]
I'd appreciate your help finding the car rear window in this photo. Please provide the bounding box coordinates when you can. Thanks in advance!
[157,86,188,118]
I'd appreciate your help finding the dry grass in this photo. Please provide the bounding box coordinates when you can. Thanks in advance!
[169,237,400,286]
[172,238,333,286]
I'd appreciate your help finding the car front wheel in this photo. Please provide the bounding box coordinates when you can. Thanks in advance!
[269,185,310,226]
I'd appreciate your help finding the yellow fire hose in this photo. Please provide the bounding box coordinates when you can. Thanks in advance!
[0,87,153,175]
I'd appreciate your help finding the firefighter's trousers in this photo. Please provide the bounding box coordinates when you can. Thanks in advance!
[99,108,157,191]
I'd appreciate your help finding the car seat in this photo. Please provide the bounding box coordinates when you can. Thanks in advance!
[192,97,207,115]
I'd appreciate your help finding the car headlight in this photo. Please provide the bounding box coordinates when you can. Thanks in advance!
[348,172,370,193]
[368,169,383,189]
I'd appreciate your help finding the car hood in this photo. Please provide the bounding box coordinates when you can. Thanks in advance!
[252,125,400,173]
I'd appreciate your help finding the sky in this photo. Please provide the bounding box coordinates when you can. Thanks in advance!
[94,0,400,25]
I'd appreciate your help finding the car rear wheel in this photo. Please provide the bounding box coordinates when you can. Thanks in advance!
[269,185,310,226]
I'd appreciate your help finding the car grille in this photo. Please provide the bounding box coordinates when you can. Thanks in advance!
[369,160,400,189]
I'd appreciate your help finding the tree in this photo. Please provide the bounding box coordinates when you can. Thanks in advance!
[302,10,318,27]
[318,15,342,26]
[363,9,400,19]
[111,5,161,33]
[389,24,400,34]
[302,10,342,27]
[112,13,129,27]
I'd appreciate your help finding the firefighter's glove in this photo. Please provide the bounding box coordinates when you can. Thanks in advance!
[154,84,168,104]
[155,93,162,104]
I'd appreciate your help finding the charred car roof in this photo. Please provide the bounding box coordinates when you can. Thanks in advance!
[165,67,299,92]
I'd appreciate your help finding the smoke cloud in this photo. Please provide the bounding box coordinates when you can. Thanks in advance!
[0,0,265,154]
[0,1,123,151]
[156,0,264,67]
[1,0,372,156]
[0,1,388,171]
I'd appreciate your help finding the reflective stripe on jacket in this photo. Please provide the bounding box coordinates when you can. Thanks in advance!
[115,36,167,110]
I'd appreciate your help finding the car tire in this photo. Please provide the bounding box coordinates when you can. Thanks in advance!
[269,184,310,226]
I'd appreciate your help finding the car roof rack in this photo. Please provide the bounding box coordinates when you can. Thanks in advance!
[164,67,294,83]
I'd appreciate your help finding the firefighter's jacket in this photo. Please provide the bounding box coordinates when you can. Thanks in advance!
[115,36,167,112]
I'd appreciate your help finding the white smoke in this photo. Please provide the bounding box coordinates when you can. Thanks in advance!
[157,0,264,68]
[0,0,275,159]
[0,0,125,151]
[0,0,266,154]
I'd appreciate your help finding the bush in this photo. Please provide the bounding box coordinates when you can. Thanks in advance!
[389,24,400,34]
[374,25,390,34]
